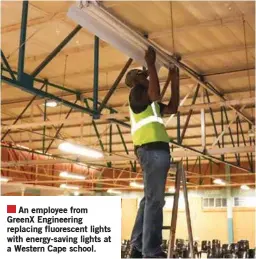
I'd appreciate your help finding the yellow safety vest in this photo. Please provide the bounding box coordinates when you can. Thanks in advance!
[129,102,170,146]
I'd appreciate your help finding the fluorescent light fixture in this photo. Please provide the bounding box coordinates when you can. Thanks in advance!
[130,182,144,189]
[67,2,167,71]
[58,142,103,158]
[60,184,79,190]
[107,189,121,194]
[213,178,226,186]
[0,176,10,182]
[45,100,58,107]
[59,171,86,180]
[240,185,250,191]
[168,187,175,193]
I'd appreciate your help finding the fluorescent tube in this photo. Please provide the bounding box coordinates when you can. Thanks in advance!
[213,178,226,185]
[45,101,58,107]
[60,184,79,190]
[0,176,10,182]
[59,171,86,180]
[168,187,175,193]
[107,189,121,194]
[130,182,144,189]
[240,185,250,190]
[58,142,103,158]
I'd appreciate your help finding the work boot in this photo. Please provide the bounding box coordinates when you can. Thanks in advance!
[128,246,143,258]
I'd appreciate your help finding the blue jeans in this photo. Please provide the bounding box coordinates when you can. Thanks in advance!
[130,147,170,257]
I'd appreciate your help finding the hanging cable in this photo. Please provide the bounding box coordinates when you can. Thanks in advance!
[242,17,253,119]
[7,12,62,60]
[169,1,176,54]
[59,55,68,119]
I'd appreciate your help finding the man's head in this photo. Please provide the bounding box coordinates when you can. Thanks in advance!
[125,69,149,88]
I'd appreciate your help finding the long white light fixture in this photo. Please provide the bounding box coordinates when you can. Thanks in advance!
[213,178,226,186]
[67,1,171,71]
[107,189,121,194]
[240,185,250,190]
[0,176,10,182]
[130,182,144,189]
[58,142,103,158]
[59,171,86,180]
[60,184,79,190]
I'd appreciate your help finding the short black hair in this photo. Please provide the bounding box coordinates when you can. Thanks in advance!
[129,84,149,107]
[125,69,148,88]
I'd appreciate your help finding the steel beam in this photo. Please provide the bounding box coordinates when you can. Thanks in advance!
[98,58,133,113]
[238,118,253,171]
[43,84,48,153]
[147,35,253,126]
[201,89,206,149]
[205,90,221,149]
[223,107,240,164]
[0,143,87,166]
[45,100,78,153]
[177,112,181,144]
[76,4,252,125]
[17,0,29,81]
[31,25,82,77]
[160,69,172,100]
[109,123,112,168]
[170,140,253,173]
[85,99,113,168]
[180,85,200,143]
[238,118,250,146]
[221,106,225,160]
[212,104,247,148]
[236,117,240,166]
[2,75,95,116]
[116,124,135,171]
[93,36,99,116]
[1,50,16,80]
[2,66,254,111]
[164,86,194,127]
[179,97,255,113]
[1,82,46,141]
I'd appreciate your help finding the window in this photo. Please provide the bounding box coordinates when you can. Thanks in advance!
[216,198,222,207]
[202,197,227,208]
[233,197,256,207]
[222,198,227,207]
[203,198,209,207]
[234,197,240,207]
[209,198,214,207]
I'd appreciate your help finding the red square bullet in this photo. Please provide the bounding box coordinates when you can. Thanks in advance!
[7,205,16,213]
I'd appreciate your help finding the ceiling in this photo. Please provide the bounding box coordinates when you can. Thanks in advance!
[1,1,255,194]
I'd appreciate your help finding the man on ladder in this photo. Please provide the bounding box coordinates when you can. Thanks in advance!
[125,46,180,258]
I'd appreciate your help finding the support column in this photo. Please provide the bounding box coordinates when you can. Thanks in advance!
[225,164,234,243]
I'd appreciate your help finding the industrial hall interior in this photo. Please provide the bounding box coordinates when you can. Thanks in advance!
[1,1,255,258]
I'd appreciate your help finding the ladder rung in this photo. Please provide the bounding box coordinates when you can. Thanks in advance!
[164,193,175,197]
[162,226,171,230]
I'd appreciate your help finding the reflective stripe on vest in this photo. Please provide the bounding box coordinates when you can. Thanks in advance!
[129,102,164,135]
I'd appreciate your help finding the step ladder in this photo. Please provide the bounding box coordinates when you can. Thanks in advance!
[163,160,194,258]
